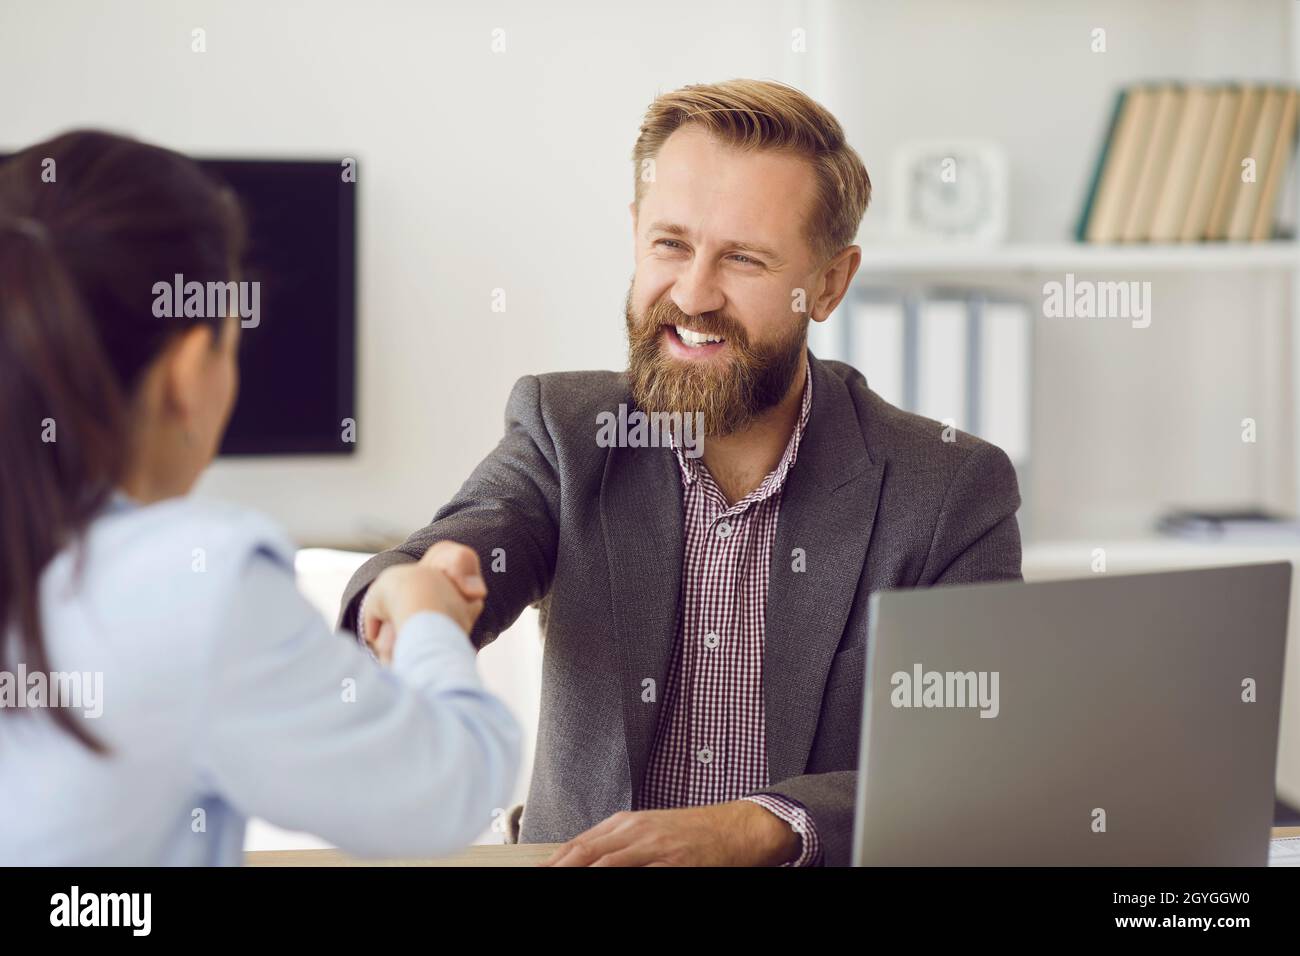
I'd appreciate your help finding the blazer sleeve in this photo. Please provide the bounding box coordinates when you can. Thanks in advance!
[758,441,1023,866]
[337,375,562,650]
[916,442,1024,587]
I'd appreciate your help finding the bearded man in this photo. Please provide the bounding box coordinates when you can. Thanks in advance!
[339,78,1023,867]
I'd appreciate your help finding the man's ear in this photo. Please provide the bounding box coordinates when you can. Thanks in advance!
[162,324,216,423]
[812,245,862,321]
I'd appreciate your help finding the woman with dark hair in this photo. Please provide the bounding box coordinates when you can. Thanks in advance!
[0,130,519,864]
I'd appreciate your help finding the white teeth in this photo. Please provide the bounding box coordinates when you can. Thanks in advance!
[674,325,724,347]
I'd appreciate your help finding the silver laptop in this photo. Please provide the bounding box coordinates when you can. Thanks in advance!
[852,563,1291,866]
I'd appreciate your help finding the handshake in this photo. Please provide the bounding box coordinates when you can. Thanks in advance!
[361,541,487,662]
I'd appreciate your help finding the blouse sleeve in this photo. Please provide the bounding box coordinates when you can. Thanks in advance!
[194,547,520,858]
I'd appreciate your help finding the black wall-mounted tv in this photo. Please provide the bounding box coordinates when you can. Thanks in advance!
[200,157,356,456]
[0,150,357,456]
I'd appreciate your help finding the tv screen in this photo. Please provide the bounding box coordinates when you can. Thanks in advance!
[200,157,356,456]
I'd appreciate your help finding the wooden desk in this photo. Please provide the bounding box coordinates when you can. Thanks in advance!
[246,829,1300,866]
[246,842,562,867]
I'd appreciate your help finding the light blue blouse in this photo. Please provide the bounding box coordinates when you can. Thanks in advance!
[0,493,520,865]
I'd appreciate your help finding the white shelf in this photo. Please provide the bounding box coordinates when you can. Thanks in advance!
[1024,538,1300,581]
[856,241,1300,274]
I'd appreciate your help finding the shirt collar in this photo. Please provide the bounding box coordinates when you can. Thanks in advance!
[104,488,142,516]
[672,358,813,508]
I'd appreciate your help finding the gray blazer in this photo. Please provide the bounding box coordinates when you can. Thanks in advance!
[338,354,1023,866]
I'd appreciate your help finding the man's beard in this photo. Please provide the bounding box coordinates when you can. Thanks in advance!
[624,286,808,437]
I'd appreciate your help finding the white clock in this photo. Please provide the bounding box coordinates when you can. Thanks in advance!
[892,141,1008,243]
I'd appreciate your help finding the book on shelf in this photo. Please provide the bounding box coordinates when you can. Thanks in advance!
[1075,88,1127,242]
[1179,86,1239,241]
[1206,84,1263,240]
[1149,85,1214,241]
[1253,88,1299,240]
[1156,508,1300,542]
[1079,82,1300,243]
[1121,84,1183,242]
[1226,87,1286,240]
[1081,87,1152,243]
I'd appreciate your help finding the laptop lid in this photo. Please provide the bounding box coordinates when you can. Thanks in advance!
[852,562,1291,865]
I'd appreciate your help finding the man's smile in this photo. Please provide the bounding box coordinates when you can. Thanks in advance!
[662,323,729,360]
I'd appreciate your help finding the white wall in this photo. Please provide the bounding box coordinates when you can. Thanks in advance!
[5,0,1295,545]
[0,0,816,547]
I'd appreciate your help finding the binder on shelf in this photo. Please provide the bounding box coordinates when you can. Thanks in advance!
[845,287,1034,469]
[806,309,843,363]
[978,301,1031,466]
[916,297,969,432]
[849,295,906,409]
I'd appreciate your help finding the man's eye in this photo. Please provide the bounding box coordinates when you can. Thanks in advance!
[728,254,762,266]
[655,238,684,250]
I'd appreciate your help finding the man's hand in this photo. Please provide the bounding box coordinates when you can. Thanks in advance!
[540,801,799,867]
[364,541,487,662]
[417,540,488,597]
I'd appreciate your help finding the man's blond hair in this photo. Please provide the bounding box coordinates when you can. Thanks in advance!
[632,78,871,262]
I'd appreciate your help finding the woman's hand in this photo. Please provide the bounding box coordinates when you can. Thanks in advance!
[362,544,487,662]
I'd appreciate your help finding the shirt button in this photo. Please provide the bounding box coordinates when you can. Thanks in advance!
[716,521,732,539]
[697,746,714,765]
[703,632,720,650]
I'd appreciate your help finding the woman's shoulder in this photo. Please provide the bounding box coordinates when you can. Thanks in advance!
[90,494,297,576]
[38,495,303,690]
[45,495,299,635]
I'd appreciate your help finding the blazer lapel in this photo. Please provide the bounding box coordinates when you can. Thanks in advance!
[597,356,884,795]
[600,435,684,801]
[765,355,883,783]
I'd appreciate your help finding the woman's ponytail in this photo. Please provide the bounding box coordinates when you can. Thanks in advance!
[0,131,246,749]
[0,217,126,750]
